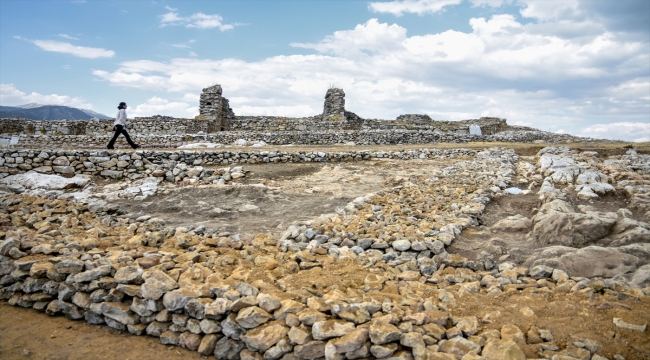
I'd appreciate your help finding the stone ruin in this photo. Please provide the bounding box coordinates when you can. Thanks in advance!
[322,88,346,121]
[0,84,606,149]
[197,84,235,132]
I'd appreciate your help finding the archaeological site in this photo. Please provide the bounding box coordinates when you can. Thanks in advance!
[0,85,648,360]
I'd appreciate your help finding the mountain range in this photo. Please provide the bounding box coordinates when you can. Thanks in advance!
[0,103,112,120]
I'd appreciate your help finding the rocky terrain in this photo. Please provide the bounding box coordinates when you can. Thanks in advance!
[0,144,648,360]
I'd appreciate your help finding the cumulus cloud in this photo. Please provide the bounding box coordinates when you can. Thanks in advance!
[0,83,94,109]
[93,8,649,142]
[291,19,407,57]
[129,97,197,118]
[160,11,236,31]
[27,39,114,58]
[578,122,650,143]
[369,0,462,16]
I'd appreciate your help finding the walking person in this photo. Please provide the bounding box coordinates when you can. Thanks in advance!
[107,102,140,150]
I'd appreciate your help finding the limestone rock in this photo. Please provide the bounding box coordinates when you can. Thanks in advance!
[481,339,526,360]
[312,319,356,340]
[369,323,402,344]
[241,323,289,352]
[236,306,272,328]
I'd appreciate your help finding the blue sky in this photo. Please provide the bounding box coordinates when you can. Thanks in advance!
[1,0,648,142]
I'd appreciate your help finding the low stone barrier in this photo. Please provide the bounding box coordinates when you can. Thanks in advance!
[3,128,596,150]
[0,148,478,182]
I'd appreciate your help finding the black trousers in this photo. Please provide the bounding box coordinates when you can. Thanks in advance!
[107,125,136,148]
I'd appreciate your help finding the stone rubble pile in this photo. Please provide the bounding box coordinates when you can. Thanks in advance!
[279,148,517,276]
[278,147,650,289]
[1,190,647,360]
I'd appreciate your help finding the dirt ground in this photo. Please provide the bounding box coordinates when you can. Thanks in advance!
[0,302,204,360]
[112,159,461,239]
[1,142,649,359]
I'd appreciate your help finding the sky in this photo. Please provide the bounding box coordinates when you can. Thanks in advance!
[0,0,649,142]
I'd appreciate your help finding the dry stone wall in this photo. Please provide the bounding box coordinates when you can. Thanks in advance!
[0,148,479,182]
[3,128,594,150]
[1,116,509,136]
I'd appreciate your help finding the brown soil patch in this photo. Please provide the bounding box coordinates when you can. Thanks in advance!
[0,302,202,360]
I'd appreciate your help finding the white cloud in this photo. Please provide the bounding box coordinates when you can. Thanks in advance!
[160,11,235,31]
[578,122,650,142]
[291,19,407,57]
[519,0,580,21]
[57,34,79,40]
[189,51,198,57]
[129,97,197,118]
[30,39,114,58]
[0,83,93,109]
[470,0,511,7]
[369,0,461,16]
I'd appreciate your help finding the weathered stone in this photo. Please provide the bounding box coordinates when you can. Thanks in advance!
[370,343,399,358]
[438,337,481,357]
[179,331,202,351]
[274,299,306,320]
[294,340,326,359]
[236,306,272,328]
[258,293,282,312]
[198,334,221,356]
[312,319,356,340]
[241,323,289,352]
[369,323,402,344]
[146,321,169,337]
[326,327,368,354]
[141,270,179,300]
[160,330,180,345]
[205,298,231,319]
[54,259,84,274]
[162,288,200,311]
[73,265,111,283]
[481,340,526,360]
[114,266,144,284]
[214,337,245,360]
[101,302,139,325]
[501,324,525,346]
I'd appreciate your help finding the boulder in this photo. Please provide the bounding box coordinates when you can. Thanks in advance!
[492,215,531,232]
[240,323,289,352]
[527,246,639,278]
[0,171,90,190]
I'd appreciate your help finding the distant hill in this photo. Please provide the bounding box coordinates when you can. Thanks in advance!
[0,104,112,120]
